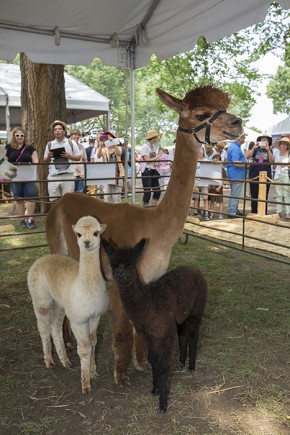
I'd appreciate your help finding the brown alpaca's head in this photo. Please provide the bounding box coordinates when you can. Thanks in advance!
[156,85,243,144]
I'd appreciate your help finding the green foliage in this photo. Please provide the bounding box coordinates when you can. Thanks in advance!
[266,43,290,113]
[66,59,130,136]
[57,5,290,140]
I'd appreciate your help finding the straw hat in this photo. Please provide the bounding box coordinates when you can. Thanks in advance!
[145,129,159,140]
[277,137,290,147]
[50,120,67,131]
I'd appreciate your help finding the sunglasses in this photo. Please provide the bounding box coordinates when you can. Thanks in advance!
[15,134,24,138]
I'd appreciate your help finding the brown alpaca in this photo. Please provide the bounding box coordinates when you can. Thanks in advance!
[102,237,208,412]
[45,85,243,385]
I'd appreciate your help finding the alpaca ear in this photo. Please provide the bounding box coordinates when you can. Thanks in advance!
[156,88,184,113]
[102,238,115,257]
[72,224,76,233]
[100,224,107,235]
[133,238,146,257]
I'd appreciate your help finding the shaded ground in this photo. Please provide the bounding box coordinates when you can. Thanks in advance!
[1,235,290,434]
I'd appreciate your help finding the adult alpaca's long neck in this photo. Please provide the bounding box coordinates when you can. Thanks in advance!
[78,249,102,292]
[157,130,200,237]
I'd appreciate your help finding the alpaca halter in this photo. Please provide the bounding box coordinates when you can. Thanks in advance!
[178,110,225,144]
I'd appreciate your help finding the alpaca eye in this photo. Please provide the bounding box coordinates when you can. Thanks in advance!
[76,233,81,238]
[94,231,99,236]
[197,114,209,122]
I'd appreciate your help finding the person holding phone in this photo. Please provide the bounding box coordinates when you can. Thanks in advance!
[96,130,123,203]
[247,135,274,214]
[43,120,81,201]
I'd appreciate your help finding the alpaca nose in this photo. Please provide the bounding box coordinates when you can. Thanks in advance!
[84,240,90,248]
[229,116,242,126]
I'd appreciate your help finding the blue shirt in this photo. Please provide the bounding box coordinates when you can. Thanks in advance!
[226,141,247,180]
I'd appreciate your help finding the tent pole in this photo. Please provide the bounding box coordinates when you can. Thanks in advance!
[129,48,136,204]
[0,87,10,141]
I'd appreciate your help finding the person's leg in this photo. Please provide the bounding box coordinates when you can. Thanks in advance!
[111,185,122,203]
[228,181,243,215]
[74,176,85,193]
[275,175,283,214]
[47,175,61,202]
[284,184,290,217]
[281,174,290,216]
[163,171,171,190]
[59,174,75,197]
[209,198,214,217]
[151,172,161,204]
[23,182,37,228]
[249,181,258,213]
[11,182,26,228]
[141,169,152,206]
[265,181,271,214]
[218,200,224,218]
[193,190,199,214]
[103,184,112,202]
[203,197,209,220]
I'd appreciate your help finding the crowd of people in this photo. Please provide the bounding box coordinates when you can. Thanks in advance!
[193,133,290,220]
[3,120,290,229]
[3,123,175,229]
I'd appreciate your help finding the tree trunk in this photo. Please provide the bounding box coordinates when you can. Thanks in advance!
[20,53,66,213]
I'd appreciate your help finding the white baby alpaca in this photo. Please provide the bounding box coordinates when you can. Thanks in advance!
[27,216,108,394]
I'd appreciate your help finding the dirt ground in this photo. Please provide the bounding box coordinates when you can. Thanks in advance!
[1,183,290,434]
[1,234,290,435]
[1,303,290,435]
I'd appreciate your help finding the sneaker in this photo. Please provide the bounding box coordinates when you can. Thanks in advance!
[204,214,210,221]
[218,215,224,220]
[26,220,36,229]
[20,220,27,230]
[285,213,290,219]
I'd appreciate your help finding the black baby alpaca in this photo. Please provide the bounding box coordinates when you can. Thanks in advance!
[102,238,207,412]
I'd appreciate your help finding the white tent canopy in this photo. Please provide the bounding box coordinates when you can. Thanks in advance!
[0,1,289,68]
[243,126,262,142]
[266,115,290,137]
[0,64,110,131]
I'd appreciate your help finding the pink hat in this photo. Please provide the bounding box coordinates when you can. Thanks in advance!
[102,130,116,138]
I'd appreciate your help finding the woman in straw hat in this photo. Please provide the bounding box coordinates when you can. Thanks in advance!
[140,130,163,207]
[273,137,290,219]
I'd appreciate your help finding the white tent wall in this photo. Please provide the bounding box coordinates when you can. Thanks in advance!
[266,115,290,140]
[0,64,110,132]
[243,126,262,142]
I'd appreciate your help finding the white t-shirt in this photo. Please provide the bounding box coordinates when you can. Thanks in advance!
[140,142,157,172]
[44,138,80,176]
[202,145,217,161]
[90,146,104,162]
[274,152,289,179]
